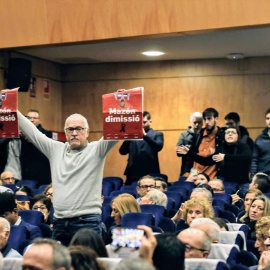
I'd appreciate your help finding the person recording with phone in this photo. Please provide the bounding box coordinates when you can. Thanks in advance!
[177,125,251,198]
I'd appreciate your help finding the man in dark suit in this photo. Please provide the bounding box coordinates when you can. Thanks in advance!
[0,192,42,240]
[119,111,164,185]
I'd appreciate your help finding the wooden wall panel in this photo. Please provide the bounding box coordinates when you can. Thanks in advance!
[0,52,63,131]
[1,0,270,48]
[62,57,270,183]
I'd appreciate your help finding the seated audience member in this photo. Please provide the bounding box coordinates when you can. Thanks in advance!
[232,189,263,210]
[172,197,214,224]
[0,192,42,240]
[240,195,270,240]
[115,257,155,270]
[106,193,141,244]
[154,177,167,191]
[140,188,167,207]
[68,245,104,270]
[256,227,270,270]
[136,175,156,204]
[44,183,53,203]
[110,193,141,226]
[22,238,71,270]
[15,185,33,197]
[30,194,52,225]
[255,216,270,256]
[178,125,252,198]
[190,218,220,243]
[15,185,33,210]
[208,179,225,193]
[0,171,15,185]
[186,172,210,186]
[70,228,108,257]
[250,173,270,193]
[152,233,185,270]
[211,217,229,231]
[177,228,211,258]
[190,187,213,204]
[0,217,22,258]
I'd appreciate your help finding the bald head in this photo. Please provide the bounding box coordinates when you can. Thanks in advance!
[1,171,15,185]
[177,228,211,259]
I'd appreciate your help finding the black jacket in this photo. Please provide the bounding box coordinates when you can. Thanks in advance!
[119,128,164,183]
[187,141,251,184]
[251,127,270,178]
[182,127,224,175]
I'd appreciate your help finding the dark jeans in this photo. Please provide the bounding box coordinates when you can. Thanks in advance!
[52,214,102,246]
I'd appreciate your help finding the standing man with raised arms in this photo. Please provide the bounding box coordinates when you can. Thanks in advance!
[17,110,118,246]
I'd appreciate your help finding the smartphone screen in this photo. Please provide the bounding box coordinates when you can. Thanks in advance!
[190,168,198,175]
[111,228,144,248]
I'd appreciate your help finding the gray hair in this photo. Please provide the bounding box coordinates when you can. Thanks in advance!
[209,179,225,191]
[148,189,168,207]
[32,238,71,270]
[190,112,203,122]
[115,257,155,270]
[0,217,10,238]
[200,231,212,252]
[190,218,220,243]
[192,187,213,202]
[64,114,89,130]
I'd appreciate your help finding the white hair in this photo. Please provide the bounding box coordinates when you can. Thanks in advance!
[64,114,89,130]
[148,189,168,207]
[190,112,203,122]
[0,217,10,238]
[209,179,225,191]
[191,218,220,243]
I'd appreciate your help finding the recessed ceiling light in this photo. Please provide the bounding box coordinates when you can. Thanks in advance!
[142,51,165,56]
[226,53,245,60]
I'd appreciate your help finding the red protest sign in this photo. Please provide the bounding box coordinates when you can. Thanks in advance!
[103,87,143,140]
[0,88,19,138]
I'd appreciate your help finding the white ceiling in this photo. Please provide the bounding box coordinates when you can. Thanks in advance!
[15,26,270,64]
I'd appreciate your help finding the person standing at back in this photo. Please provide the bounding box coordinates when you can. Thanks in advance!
[119,111,164,185]
[176,112,203,176]
[251,108,270,179]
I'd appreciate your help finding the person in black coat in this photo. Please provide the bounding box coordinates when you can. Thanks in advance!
[119,111,164,185]
[178,126,251,198]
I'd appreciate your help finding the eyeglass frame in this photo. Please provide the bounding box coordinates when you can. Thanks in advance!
[225,130,237,135]
[64,127,87,134]
[184,243,207,253]
[138,185,155,189]
[32,205,47,211]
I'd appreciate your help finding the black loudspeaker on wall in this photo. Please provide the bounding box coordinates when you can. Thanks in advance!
[6,58,32,92]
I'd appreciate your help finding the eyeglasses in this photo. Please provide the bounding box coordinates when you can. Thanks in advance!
[32,206,47,211]
[45,193,53,197]
[26,116,39,120]
[155,186,161,189]
[65,127,87,134]
[2,177,15,181]
[184,244,207,253]
[225,130,237,135]
[139,185,155,189]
